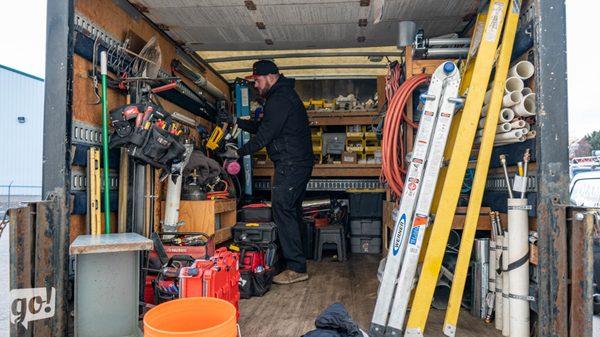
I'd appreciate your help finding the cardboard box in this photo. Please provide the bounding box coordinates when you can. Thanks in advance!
[342,151,357,163]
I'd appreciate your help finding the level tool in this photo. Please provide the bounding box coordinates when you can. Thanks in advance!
[87,147,102,235]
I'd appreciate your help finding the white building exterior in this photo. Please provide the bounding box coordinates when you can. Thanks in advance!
[0,64,44,197]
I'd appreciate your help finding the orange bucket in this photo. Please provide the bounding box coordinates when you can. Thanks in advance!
[144,297,238,337]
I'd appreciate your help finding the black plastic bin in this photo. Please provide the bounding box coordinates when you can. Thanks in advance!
[348,191,384,218]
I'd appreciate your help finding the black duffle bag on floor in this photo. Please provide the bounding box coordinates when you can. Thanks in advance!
[239,267,275,299]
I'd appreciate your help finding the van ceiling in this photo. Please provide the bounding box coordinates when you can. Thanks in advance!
[197,46,402,81]
[131,0,478,50]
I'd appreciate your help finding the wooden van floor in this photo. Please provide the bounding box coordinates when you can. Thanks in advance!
[238,254,502,337]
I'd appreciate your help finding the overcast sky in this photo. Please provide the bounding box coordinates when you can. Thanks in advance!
[0,0,596,139]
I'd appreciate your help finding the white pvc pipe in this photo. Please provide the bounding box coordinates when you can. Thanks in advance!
[497,123,512,133]
[484,89,493,105]
[505,77,525,94]
[508,60,535,80]
[481,104,490,117]
[509,120,527,129]
[495,128,525,141]
[495,234,504,331]
[513,93,536,117]
[508,198,530,337]
[477,123,512,137]
[163,143,194,232]
[523,122,531,132]
[481,105,514,122]
[495,136,526,146]
[525,130,536,139]
[521,87,532,96]
[502,232,510,336]
[489,236,496,320]
[478,116,488,129]
[479,109,511,128]
[484,78,522,105]
[502,91,523,108]
[500,108,515,123]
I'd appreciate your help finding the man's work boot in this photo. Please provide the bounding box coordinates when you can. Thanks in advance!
[273,269,309,285]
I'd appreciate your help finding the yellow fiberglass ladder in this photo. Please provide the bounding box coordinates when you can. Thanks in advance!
[405,1,520,336]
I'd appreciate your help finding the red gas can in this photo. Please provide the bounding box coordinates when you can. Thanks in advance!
[178,248,240,318]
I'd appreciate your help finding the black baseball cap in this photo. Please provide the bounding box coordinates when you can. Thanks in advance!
[246,60,279,79]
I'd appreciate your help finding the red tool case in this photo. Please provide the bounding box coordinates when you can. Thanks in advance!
[147,232,215,269]
[240,251,265,272]
[144,232,214,305]
[179,248,241,318]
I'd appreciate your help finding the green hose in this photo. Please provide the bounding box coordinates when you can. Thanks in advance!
[100,51,111,233]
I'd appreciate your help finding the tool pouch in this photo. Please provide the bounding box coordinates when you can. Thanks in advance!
[142,126,173,159]
[108,103,186,173]
[159,136,186,165]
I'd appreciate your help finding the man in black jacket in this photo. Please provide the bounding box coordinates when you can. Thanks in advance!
[218,60,314,284]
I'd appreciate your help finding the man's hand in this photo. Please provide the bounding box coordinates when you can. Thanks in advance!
[217,109,235,125]
[218,143,239,160]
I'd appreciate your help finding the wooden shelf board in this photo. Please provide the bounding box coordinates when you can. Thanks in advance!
[307,110,378,116]
[253,163,381,177]
[309,116,382,126]
[214,224,235,244]
[214,199,236,214]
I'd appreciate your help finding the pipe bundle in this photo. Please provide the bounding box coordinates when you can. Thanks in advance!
[482,151,532,336]
[475,61,536,147]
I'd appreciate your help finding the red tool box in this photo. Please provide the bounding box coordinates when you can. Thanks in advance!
[144,232,214,305]
[179,248,241,318]
[148,233,215,269]
[240,251,265,272]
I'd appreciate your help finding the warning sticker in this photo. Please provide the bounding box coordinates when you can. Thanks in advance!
[512,0,521,13]
[485,1,505,42]
[241,87,249,107]
[409,227,419,245]
[412,215,429,228]
[469,21,484,57]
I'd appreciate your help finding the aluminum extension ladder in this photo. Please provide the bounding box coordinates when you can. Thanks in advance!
[370,61,462,336]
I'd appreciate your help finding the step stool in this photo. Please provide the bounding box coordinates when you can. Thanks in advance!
[314,225,347,262]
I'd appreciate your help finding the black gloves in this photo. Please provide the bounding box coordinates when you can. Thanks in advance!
[218,143,239,160]
[217,109,235,125]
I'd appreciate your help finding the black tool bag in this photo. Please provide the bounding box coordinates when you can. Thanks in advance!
[238,203,273,222]
[108,103,185,173]
[239,267,275,299]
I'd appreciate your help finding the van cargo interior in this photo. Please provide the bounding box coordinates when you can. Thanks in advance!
[8,0,584,337]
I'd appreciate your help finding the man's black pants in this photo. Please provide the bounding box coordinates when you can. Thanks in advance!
[271,164,313,273]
